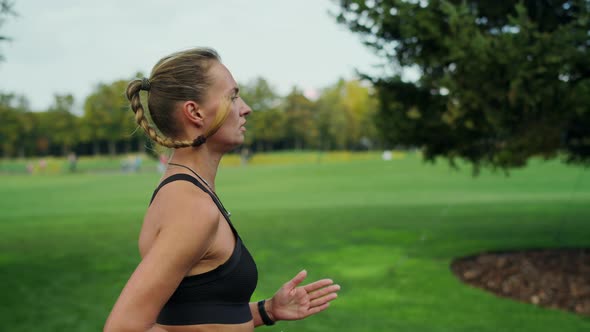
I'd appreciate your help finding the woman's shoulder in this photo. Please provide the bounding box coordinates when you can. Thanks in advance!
[139,174,220,259]
[148,173,220,229]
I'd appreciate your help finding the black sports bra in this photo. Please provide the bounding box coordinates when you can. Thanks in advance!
[148,173,258,325]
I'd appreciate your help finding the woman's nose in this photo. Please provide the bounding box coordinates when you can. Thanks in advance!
[241,99,252,116]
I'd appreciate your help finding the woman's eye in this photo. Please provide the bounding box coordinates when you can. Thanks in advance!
[231,95,239,102]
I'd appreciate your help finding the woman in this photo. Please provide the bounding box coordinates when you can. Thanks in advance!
[104,48,340,332]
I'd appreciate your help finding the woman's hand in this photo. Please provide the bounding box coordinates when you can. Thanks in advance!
[266,270,340,322]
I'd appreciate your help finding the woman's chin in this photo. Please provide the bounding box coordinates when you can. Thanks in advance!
[223,137,246,152]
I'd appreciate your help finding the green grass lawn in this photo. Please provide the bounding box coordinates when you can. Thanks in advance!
[1,152,589,331]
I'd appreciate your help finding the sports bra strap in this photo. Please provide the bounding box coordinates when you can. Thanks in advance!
[149,173,235,232]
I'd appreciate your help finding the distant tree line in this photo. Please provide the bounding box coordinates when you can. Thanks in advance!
[0,77,381,158]
[240,78,380,152]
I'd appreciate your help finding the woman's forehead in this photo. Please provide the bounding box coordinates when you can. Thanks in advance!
[210,62,237,94]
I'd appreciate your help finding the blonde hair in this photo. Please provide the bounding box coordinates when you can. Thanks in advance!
[126,47,233,148]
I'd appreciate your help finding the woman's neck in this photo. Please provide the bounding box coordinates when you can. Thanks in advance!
[168,146,222,191]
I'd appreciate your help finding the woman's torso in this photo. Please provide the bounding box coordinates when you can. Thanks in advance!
[138,171,256,332]
[153,322,253,332]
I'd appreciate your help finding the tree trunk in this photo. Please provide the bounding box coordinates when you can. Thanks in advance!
[295,139,302,150]
[93,141,100,155]
[109,141,116,156]
[3,145,10,158]
[138,137,146,153]
[62,144,69,156]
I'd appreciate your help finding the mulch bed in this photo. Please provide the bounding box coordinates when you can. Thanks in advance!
[451,248,590,316]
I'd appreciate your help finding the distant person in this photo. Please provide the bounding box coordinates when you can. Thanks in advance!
[104,48,339,332]
[39,159,47,173]
[121,156,132,173]
[67,152,77,173]
[157,153,168,173]
[134,155,142,172]
[240,146,251,166]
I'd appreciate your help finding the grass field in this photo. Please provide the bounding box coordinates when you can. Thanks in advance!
[1,152,589,331]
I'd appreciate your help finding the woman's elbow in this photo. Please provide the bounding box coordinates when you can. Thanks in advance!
[103,317,128,332]
[103,315,150,332]
[103,320,123,332]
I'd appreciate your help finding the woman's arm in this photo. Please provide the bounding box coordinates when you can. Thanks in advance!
[250,270,341,328]
[104,183,220,332]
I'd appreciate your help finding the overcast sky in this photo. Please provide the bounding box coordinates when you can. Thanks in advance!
[0,0,390,112]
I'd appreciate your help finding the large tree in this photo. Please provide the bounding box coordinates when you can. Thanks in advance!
[47,94,78,155]
[316,79,380,150]
[335,0,590,170]
[283,88,318,150]
[0,93,27,157]
[82,80,136,155]
[239,77,286,151]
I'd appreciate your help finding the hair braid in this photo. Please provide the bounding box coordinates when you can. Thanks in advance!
[126,80,194,148]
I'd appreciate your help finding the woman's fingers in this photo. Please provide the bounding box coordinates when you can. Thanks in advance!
[306,302,330,316]
[308,284,341,300]
[303,278,334,293]
[309,292,338,308]
[284,270,308,290]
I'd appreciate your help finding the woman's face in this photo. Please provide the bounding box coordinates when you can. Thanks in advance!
[203,62,252,151]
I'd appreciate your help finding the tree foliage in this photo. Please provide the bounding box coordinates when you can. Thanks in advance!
[283,88,318,150]
[335,0,590,170]
[82,80,137,155]
[0,93,27,157]
[0,0,16,61]
[0,77,380,158]
[48,94,78,154]
[316,79,379,149]
[239,77,286,150]
[239,78,380,152]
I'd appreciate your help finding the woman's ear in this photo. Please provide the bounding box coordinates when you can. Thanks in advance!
[181,100,205,128]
